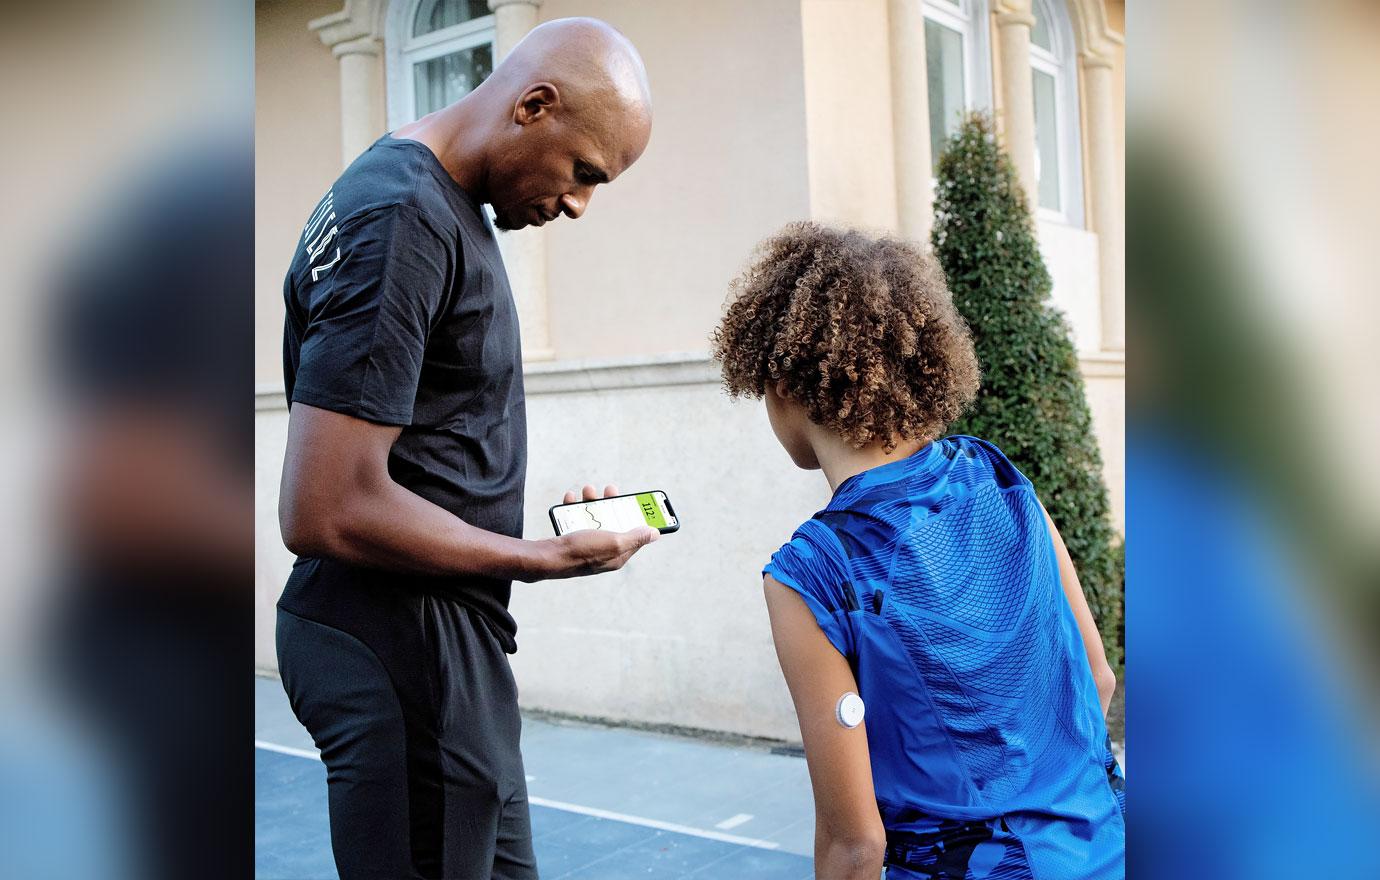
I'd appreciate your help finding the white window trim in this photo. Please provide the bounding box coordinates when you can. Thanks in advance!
[923,0,993,185]
[1029,0,1085,227]
[385,0,497,131]
[923,0,993,117]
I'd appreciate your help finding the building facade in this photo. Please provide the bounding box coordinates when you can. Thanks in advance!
[255,0,1125,741]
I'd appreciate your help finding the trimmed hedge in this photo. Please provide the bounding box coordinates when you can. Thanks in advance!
[932,114,1124,670]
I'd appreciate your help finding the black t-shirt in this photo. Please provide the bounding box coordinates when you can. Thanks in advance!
[279,135,527,650]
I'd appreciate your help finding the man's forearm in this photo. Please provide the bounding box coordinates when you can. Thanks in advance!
[285,477,552,581]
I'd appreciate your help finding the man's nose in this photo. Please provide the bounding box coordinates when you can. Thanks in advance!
[559,189,591,220]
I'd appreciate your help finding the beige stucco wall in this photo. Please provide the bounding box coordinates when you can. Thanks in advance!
[255,0,348,385]
[538,0,811,360]
[1082,356,1125,531]
[800,0,899,230]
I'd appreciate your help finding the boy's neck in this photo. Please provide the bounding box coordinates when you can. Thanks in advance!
[808,425,929,492]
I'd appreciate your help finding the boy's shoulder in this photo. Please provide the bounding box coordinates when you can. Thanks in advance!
[939,435,1034,491]
[939,433,1002,461]
[769,436,1035,568]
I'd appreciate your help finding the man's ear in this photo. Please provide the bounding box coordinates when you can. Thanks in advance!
[774,379,791,401]
[514,82,560,125]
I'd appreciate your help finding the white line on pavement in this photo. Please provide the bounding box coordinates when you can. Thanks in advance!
[526,797,778,850]
[255,741,782,851]
[714,813,754,830]
[255,739,320,761]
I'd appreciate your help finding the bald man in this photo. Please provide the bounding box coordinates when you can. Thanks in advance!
[275,19,654,879]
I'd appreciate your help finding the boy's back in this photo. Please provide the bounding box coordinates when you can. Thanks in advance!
[766,435,1125,878]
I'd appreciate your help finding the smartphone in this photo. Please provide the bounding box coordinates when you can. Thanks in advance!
[549,490,680,536]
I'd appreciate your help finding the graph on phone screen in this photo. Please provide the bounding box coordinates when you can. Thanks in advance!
[554,493,668,534]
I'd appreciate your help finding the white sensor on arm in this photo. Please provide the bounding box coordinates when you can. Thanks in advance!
[835,692,865,729]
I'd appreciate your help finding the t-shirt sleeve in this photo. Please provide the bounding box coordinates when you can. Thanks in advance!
[763,524,856,658]
[291,205,453,425]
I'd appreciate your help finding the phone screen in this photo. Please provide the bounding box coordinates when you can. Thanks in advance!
[552,492,675,535]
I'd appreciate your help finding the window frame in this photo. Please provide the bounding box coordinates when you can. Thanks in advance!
[1028,0,1085,227]
[922,0,993,179]
[385,0,497,131]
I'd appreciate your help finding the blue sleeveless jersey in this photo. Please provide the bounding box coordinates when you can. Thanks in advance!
[764,436,1125,879]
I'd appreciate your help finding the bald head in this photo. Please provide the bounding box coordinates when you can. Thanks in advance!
[467,17,652,231]
[493,17,652,131]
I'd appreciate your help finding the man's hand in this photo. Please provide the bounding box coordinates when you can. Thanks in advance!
[527,483,659,581]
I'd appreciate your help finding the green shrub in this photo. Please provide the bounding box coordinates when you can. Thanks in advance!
[932,113,1124,671]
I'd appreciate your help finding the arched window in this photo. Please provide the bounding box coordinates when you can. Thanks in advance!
[1029,0,1084,225]
[386,0,495,130]
[923,0,993,174]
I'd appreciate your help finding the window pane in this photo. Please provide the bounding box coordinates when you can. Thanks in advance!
[413,0,491,37]
[925,19,967,174]
[1031,1,1053,52]
[1032,68,1060,210]
[414,44,493,117]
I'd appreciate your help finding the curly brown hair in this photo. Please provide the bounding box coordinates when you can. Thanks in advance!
[711,222,979,451]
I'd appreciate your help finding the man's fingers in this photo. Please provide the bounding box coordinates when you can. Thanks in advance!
[561,483,620,505]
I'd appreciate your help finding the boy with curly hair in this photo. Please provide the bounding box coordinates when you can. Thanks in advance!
[712,223,1125,880]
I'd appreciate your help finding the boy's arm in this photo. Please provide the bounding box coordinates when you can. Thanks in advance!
[763,575,885,880]
[1040,503,1117,715]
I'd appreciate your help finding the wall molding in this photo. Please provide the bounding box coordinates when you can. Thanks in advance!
[1079,348,1126,379]
[309,0,386,49]
[256,385,288,412]
[254,352,718,413]
[1065,0,1125,67]
[522,352,720,395]
[255,349,1122,411]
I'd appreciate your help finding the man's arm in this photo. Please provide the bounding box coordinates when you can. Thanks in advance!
[1041,503,1117,715]
[763,575,885,880]
[278,403,656,581]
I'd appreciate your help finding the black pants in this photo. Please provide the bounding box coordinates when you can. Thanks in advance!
[277,583,537,880]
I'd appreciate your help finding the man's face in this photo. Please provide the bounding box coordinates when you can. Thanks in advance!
[487,92,649,231]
